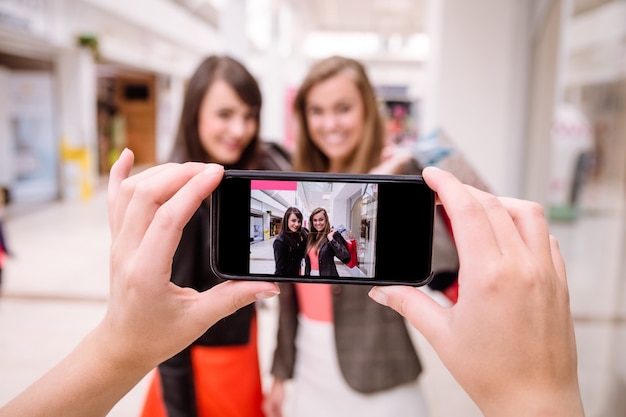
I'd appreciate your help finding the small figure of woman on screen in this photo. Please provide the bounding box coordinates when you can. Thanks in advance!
[273,207,308,276]
[305,207,351,277]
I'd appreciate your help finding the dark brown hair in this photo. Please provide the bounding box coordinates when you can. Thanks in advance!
[170,55,262,169]
[278,207,306,246]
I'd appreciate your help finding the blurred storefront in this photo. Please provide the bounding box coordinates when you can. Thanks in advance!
[0,0,219,204]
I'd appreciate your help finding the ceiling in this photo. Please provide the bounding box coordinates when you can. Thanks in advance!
[173,0,609,40]
[292,0,427,35]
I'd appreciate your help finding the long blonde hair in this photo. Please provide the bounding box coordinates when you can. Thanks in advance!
[292,56,384,174]
[306,207,331,254]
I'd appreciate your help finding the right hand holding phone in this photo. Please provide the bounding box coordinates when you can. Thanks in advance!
[369,166,584,417]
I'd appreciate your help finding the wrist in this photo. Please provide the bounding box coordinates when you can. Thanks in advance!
[480,384,584,417]
[87,322,156,379]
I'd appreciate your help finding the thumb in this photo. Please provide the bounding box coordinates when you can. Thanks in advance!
[193,280,280,323]
[369,286,447,343]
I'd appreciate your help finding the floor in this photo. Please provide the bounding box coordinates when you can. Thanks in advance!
[0,178,624,417]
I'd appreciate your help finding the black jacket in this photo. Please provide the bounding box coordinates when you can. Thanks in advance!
[304,231,351,277]
[158,142,290,417]
[273,229,308,276]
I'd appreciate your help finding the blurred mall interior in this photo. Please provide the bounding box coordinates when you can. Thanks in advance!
[0,0,625,416]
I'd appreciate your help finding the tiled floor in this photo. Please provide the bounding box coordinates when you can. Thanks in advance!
[0,178,624,416]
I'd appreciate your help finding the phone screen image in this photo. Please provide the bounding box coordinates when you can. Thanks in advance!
[211,171,434,286]
[248,179,379,278]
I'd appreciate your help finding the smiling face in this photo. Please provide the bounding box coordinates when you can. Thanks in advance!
[197,79,258,165]
[287,212,302,233]
[304,73,366,172]
[311,211,328,232]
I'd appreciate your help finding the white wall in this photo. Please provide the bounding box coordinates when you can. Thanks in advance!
[423,0,534,196]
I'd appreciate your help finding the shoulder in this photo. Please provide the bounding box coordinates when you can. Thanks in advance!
[274,234,285,245]
[257,141,292,171]
[333,231,347,244]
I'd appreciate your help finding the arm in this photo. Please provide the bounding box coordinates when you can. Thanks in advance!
[0,149,279,417]
[273,237,288,275]
[369,166,584,417]
[328,232,351,264]
[264,282,299,417]
[0,222,8,254]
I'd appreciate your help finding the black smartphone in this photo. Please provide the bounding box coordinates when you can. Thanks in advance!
[210,170,435,286]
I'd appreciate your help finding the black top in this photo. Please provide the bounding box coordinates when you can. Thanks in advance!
[273,228,308,276]
[304,231,351,277]
[158,142,290,417]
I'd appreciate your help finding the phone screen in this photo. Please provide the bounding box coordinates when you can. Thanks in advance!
[211,171,434,286]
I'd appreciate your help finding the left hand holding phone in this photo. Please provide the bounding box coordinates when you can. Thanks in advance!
[0,149,280,417]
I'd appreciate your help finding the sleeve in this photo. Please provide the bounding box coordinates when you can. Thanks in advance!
[158,348,198,417]
[0,222,8,254]
[273,237,287,275]
[271,282,299,380]
[330,232,351,264]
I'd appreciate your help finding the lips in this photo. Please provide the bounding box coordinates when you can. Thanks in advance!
[321,134,347,145]
[220,139,244,152]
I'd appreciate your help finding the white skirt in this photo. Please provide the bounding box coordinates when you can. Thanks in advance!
[289,314,429,417]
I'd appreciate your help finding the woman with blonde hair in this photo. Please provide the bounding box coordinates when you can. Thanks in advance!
[303,207,350,278]
[291,56,386,174]
[264,56,433,417]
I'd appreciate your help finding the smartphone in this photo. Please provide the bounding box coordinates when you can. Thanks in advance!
[210,170,435,286]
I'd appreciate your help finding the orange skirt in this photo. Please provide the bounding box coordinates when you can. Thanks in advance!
[140,317,264,417]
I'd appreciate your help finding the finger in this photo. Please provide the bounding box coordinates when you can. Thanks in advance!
[549,235,567,284]
[111,163,179,239]
[498,197,553,265]
[192,280,280,324]
[138,165,224,273]
[463,186,528,255]
[117,163,221,257]
[368,286,448,347]
[422,167,500,266]
[108,149,134,236]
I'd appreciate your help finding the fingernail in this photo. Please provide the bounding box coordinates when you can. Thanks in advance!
[204,164,224,175]
[256,290,280,300]
[368,287,388,306]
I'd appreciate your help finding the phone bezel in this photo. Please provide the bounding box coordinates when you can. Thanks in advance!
[210,170,434,286]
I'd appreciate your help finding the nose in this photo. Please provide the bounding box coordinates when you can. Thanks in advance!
[321,113,338,131]
[228,116,247,138]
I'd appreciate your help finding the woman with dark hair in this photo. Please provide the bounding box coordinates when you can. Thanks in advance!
[273,207,308,276]
[140,55,289,417]
[304,207,350,277]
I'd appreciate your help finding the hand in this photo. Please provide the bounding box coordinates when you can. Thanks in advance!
[100,149,280,372]
[262,379,285,417]
[0,150,280,417]
[369,167,584,417]
[327,229,335,241]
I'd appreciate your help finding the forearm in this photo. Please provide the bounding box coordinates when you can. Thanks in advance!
[0,325,151,417]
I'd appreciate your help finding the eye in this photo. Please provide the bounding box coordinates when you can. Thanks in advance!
[336,103,351,113]
[217,109,233,119]
[306,106,323,116]
[245,107,259,120]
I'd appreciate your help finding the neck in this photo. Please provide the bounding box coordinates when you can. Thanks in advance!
[328,159,347,173]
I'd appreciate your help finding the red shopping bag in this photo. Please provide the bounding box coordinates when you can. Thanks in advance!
[345,239,358,268]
